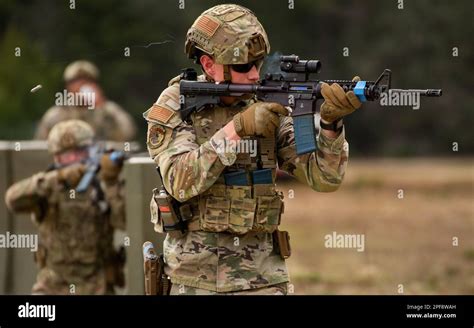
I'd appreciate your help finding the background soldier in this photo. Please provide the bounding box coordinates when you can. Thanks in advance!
[5,120,126,294]
[144,4,361,295]
[35,60,137,141]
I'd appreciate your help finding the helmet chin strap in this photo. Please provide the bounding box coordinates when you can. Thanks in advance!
[202,64,232,83]
[223,65,232,82]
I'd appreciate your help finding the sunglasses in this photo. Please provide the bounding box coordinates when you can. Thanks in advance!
[230,59,264,73]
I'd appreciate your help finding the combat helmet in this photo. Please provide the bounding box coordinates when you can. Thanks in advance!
[63,60,99,83]
[47,120,94,154]
[185,4,270,80]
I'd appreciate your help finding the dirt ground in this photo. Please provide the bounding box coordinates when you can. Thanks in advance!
[276,158,474,295]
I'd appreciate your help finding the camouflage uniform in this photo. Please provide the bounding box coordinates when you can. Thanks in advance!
[5,120,125,295]
[144,4,349,295]
[35,60,136,141]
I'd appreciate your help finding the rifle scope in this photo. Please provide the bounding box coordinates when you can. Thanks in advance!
[280,55,321,74]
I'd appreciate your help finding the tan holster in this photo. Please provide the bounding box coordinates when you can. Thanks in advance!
[144,252,172,296]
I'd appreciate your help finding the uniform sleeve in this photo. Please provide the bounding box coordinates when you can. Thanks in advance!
[145,85,237,202]
[276,115,349,192]
[102,180,126,230]
[4,170,58,214]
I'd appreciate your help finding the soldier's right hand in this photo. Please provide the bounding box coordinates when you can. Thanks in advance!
[57,163,86,188]
[233,102,288,138]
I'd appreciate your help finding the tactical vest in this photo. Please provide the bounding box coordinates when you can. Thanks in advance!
[37,181,113,280]
[152,100,284,236]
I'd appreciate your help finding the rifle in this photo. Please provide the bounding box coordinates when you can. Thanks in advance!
[76,144,126,193]
[179,54,442,155]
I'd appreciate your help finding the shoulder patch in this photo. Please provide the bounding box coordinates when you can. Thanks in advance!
[147,104,175,124]
[147,122,172,151]
[148,124,166,147]
[143,83,183,128]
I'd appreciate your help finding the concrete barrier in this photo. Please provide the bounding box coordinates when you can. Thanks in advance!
[0,141,50,294]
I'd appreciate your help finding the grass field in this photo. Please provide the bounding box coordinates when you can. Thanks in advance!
[277,158,474,295]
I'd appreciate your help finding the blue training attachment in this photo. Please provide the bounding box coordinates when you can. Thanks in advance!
[293,115,317,155]
[353,81,367,102]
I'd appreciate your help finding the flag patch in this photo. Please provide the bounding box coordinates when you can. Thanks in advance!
[147,104,174,124]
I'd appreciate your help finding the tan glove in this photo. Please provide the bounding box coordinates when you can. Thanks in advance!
[57,163,86,188]
[233,102,288,138]
[320,76,362,123]
[99,153,122,182]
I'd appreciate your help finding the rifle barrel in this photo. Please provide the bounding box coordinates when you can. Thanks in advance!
[389,89,442,97]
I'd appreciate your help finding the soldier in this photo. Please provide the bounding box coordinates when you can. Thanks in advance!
[35,60,137,141]
[144,4,361,295]
[5,120,126,295]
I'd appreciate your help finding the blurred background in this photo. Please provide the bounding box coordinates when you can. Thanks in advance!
[0,0,472,294]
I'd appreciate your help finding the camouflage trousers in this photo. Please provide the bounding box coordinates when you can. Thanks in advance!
[169,282,288,295]
[32,267,108,295]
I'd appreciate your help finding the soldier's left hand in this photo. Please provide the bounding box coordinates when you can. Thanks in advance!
[320,76,362,123]
[99,153,123,182]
